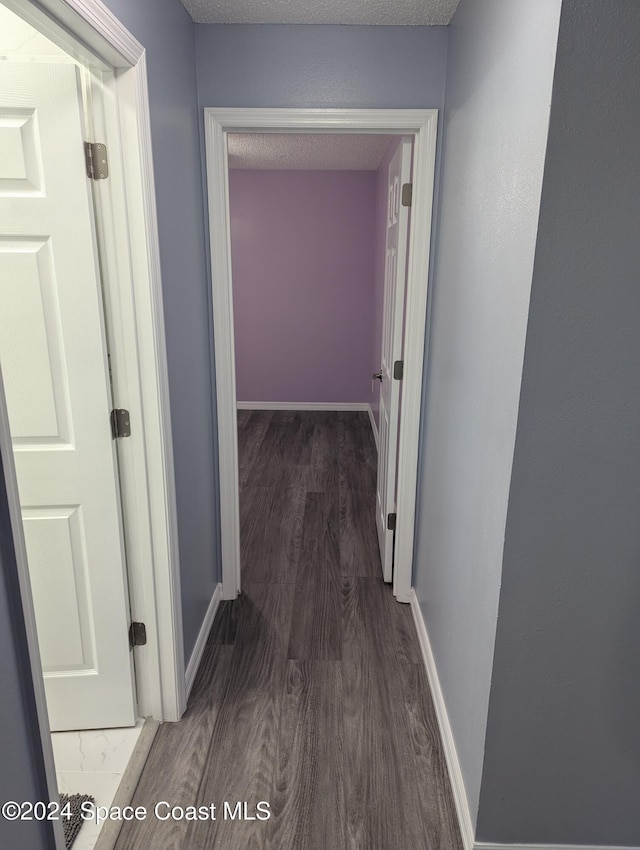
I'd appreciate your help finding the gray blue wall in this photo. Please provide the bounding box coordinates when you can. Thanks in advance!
[101,0,219,662]
[476,1,640,844]
[195,21,449,445]
[412,0,562,827]
[0,453,55,849]
[195,24,448,108]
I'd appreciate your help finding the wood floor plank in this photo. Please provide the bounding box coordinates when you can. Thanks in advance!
[282,412,315,466]
[238,411,273,490]
[266,661,348,850]
[114,641,233,850]
[241,479,307,584]
[244,417,292,487]
[355,410,378,483]
[287,493,342,661]
[269,410,296,423]
[114,410,463,850]
[341,577,432,850]
[208,599,240,646]
[186,583,295,849]
[307,413,339,494]
[338,467,381,578]
[390,598,424,664]
[397,662,465,850]
[237,409,252,431]
[337,412,381,578]
[239,485,275,576]
[227,581,295,692]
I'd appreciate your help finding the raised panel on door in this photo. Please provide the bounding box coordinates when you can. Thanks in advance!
[0,106,45,196]
[0,238,73,446]
[0,62,135,730]
[22,506,94,673]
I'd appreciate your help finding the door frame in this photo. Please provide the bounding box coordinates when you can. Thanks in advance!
[204,107,438,604]
[0,0,185,833]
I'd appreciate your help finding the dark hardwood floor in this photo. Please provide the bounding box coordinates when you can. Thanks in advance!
[114,411,462,850]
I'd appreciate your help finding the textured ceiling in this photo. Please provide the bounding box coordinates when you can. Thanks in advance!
[228,133,396,170]
[182,0,459,25]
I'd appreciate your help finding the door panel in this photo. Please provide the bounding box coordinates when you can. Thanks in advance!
[0,238,72,443]
[376,138,412,582]
[0,63,135,730]
[22,506,93,672]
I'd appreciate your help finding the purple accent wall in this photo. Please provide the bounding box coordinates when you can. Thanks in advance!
[229,170,377,404]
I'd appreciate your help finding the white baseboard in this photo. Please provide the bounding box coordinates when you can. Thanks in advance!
[476,845,640,850]
[367,403,379,451]
[409,590,476,850]
[237,401,370,411]
[409,592,636,850]
[185,583,222,700]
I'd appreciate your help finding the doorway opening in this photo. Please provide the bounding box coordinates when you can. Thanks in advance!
[226,131,412,588]
[204,108,438,606]
[0,2,184,847]
[0,11,140,842]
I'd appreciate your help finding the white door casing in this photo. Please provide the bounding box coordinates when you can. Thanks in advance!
[376,138,412,583]
[204,108,438,606]
[0,62,135,730]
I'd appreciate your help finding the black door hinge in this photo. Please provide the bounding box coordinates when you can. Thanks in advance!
[129,621,147,649]
[110,409,131,439]
[387,512,397,531]
[393,360,404,381]
[401,183,412,207]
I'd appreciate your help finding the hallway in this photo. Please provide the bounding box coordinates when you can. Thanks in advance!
[114,411,462,849]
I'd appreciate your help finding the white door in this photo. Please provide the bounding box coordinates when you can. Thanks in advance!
[375,138,412,582]
[0,63,135,730]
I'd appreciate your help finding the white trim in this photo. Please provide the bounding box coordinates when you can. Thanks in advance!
[237,401,370,411]
[205,111,241,602]
[48,0,142,64]
[185,584,223,700]
[206,106,438,133]
[80,55,185,722]
[205,107,438,603]
[476,845,640,850]
[3,0,142,68]
[0,8,184,838]
[392,113,438,603]
[367,404,379,452]
[113,54,185,722]
[409,590,475,850]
